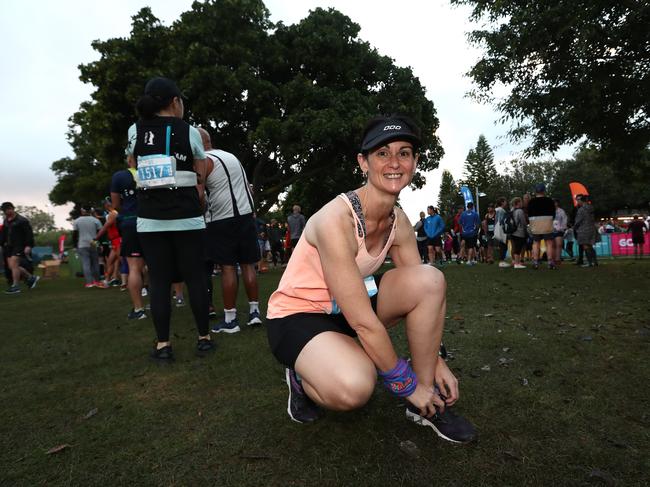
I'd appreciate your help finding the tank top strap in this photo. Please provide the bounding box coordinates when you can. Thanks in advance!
[337,192,365,239]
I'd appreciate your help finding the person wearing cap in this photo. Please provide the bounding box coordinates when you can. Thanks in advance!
[1,202,39,294]
[126,76,214,361]
[265,114,476,444]
[527,183,557,269]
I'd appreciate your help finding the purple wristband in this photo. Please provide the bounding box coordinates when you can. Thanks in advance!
[378,358,418,397]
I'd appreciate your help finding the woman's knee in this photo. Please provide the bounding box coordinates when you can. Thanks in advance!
[324,370,376,411]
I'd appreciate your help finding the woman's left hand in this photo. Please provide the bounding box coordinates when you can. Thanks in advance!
[434,357,459,406]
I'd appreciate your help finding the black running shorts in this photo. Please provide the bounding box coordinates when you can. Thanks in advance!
[267,275,381,367]
[119,223,143,258]
[207,214,260,265]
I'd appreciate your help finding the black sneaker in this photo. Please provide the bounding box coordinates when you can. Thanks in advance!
[4,285,21,295]
[27,275,40,289]
[405,403,477,444]
[151,345,174,363]
[285,368,321,423]
[196,338,216,355]
[127,309,147,320]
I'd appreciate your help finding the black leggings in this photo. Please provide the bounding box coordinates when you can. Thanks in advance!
[139,230,209,341]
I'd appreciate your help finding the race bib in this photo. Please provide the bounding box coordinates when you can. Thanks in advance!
[331,276,377,315]
[136,155,177,188]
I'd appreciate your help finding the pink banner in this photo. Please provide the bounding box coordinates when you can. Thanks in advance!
[610,232,650,256]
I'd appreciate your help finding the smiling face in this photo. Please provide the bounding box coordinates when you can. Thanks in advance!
[357,140,418,195]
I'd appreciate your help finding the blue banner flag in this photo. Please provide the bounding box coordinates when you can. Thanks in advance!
[460,185,474,208]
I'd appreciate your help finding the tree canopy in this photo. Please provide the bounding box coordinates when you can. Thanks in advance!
[50,1,443,215]
[452,0,650,166]
[15,206,57,234]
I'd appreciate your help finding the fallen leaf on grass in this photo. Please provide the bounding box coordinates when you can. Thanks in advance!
[503,450,523,461]
[399,440,421,459]
[46,444,71,455]
[498,358,514,367]
[587,468,615,486]
[481,365,491,372]
[520,378,529,386]
[483,313,494,317]
[502,347,510,352]
[83,408,98,420]
[452,315,464,321]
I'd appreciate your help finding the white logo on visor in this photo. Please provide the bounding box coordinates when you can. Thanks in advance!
[383,125,402,131]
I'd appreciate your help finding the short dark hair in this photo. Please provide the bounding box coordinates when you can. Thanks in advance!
[467,202,474,209]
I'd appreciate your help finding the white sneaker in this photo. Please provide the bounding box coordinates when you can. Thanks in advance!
[498,262,511,268]
[514,264,526,269]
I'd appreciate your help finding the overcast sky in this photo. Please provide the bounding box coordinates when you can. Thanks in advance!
[0,0,572,228]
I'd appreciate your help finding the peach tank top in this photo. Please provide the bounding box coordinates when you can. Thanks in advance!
[266,192,396,319]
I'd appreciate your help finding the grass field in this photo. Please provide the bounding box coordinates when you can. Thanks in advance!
[1,260,649,486]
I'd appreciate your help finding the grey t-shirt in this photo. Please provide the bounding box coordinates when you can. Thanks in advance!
[287,213,306,240]
[73,216,102,248]
[513,208,527,238]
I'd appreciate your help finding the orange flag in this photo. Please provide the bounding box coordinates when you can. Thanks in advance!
[569,182,589,207]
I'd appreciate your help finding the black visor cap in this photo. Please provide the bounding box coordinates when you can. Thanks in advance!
[360,120,421,153]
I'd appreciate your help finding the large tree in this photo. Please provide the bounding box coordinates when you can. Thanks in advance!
[15,206,57,234]
[452,0,650,166]
[437,169,460,224]
[50,1,443,215]
[461,134,500,208]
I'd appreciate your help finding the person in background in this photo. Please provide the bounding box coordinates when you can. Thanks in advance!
[482,204,496,264]
[413,211,428,263]
[573,194,598,268]
[509,197,527,269]
[199,128,263,333]
[127,76,214,361]
[287,205,306,258]
[95,197,122,286]
[527,183,556,270]
[110,156,147,319]
[1,202,39,294]
[627,214,646,259]
[424,206,445,266]
[451,206,464,263]
[563,224,575,261]
[268,218,285,267]
[459,202,480,265]
[73,206,106,288]
[494,197,511,268]
[443,232,453,262]
[552,199,568,265]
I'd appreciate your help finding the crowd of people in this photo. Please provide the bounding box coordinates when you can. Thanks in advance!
[413,184,648,269]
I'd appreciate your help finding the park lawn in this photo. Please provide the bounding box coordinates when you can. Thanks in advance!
[1,260,649,486]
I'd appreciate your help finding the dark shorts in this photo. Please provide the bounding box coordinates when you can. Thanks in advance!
[4,247,24,258]
[632,235,644,245]
[510,235,526,254]
[119,224,143,258]
[462,235,477,248]
[207,214,260,265]
[267,274,382,368]
[427,235,442,247]
[532,233,555,242]
[551,231,564,239]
